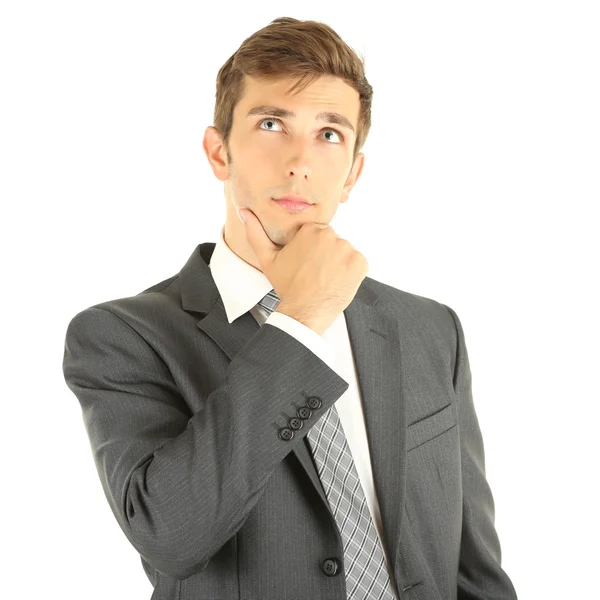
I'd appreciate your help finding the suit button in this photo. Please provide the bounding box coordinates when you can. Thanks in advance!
[279,428,294,441]
[307,396,322,409]
[289,417,303,430]
[297,406,312,419]
[321,557,341,576]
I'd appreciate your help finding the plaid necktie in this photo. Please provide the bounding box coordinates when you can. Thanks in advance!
[258,289,398,600]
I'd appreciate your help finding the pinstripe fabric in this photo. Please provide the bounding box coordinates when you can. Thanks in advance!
[62,239,519,598]
[259,289,397,600]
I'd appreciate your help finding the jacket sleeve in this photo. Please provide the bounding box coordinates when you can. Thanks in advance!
[443,305,519,599]
[62,306,349,580]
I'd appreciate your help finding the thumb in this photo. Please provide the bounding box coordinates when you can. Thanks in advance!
[238,208,280,267]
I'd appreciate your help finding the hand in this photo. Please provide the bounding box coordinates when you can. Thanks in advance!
[239,208,369,336]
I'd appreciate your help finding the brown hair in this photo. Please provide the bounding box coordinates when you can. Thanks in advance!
[213,17,373,165]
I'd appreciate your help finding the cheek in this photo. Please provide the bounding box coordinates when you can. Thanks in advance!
[245,132,276,151]
[240,141,276,171]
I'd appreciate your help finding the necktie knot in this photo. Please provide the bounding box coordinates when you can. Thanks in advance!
[258,289,280,315]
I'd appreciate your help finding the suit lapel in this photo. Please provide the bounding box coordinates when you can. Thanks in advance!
[344,298,407,575]
[180,243,408,574]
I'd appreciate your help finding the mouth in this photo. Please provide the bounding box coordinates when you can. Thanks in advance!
[272,198,314,212]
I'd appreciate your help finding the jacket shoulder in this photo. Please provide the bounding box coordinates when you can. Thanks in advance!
[365,275,459,364]
[64,273,183,339]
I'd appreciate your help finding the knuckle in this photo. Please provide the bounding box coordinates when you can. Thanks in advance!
[351,251,367,268]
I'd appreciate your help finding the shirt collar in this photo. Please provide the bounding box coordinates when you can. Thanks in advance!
[209,225,276,324]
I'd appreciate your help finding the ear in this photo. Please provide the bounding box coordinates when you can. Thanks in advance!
[340,153,365,204]
[203,126,230,182]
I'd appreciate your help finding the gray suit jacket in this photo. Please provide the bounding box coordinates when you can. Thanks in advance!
[62,242,518,600]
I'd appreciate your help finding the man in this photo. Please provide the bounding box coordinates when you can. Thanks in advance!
[63,17,518,600]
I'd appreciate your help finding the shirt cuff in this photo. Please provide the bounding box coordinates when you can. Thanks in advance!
[265,311,338,374]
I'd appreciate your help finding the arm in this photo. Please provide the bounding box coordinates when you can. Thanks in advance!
[443,305,518,599]
[62,306,349,580]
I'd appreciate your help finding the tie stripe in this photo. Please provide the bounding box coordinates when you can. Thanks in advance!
[258,289,397,600]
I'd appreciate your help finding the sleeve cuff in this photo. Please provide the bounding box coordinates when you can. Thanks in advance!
[265,311,338,373]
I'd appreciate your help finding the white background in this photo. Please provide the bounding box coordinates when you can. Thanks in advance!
[2,2,598,598]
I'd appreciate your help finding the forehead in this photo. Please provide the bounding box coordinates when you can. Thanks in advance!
[237,74,359,131]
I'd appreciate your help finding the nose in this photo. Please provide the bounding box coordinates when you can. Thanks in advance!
[285,141,312,179]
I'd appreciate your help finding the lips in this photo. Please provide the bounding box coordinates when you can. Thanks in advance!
[273,194,312,205]
[273,198,313,212]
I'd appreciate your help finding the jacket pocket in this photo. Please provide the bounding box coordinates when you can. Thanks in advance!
[406,403,457,452]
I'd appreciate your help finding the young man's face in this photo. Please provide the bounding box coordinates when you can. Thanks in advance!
[203,73,365,271]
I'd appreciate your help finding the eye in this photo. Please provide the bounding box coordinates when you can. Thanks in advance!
[258,118,344,143]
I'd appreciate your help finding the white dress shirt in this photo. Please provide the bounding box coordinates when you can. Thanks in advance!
[208,225,399,597]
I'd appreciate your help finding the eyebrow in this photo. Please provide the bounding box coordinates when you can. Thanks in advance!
[246,105,355,134]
